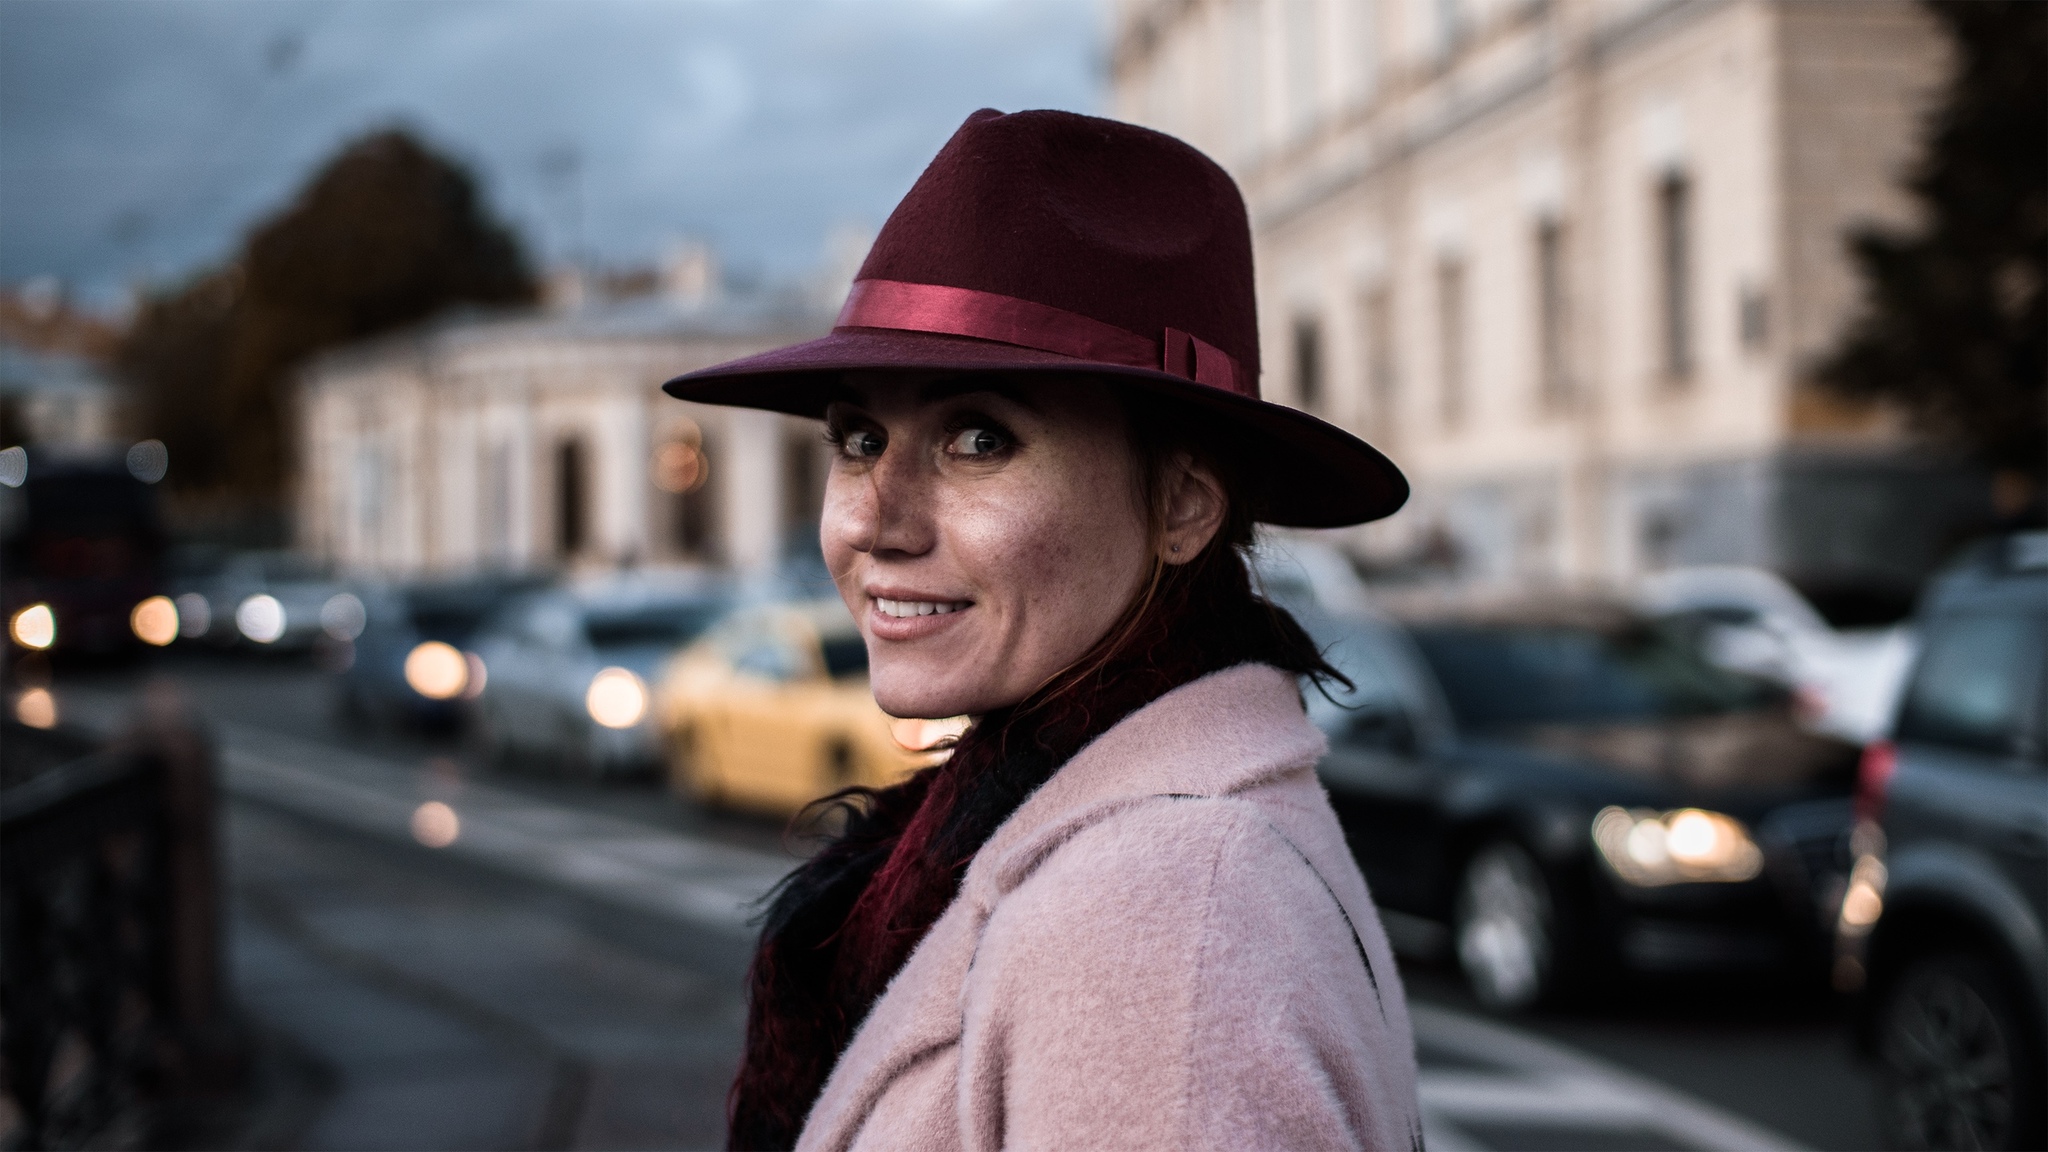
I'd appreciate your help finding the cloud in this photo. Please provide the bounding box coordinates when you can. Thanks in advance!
[0,0,1103,309]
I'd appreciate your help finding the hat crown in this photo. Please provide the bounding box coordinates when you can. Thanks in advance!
[855,109,1262,385]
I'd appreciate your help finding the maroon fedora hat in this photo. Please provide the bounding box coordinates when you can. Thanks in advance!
[662,108,1406,528]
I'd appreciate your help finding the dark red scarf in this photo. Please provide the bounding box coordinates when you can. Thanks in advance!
[725,547,1332,1150]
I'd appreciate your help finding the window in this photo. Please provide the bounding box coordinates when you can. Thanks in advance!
[554,437,587,558]
[1895,612,2045,757]
[674,432,717,559]
[1535,217,1569,408]
[1284,0,1320,137]
[1292,315,1324,411]
[481,440,512,563]
[1362,287,1397,443]
[1436,255,1468,430]
[1657,172,1694,382]
[1739,285,1769,353]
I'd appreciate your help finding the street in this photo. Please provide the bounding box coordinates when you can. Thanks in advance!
[54,652,1881,1151]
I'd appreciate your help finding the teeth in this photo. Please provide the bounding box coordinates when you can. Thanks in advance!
[875,598,970,619]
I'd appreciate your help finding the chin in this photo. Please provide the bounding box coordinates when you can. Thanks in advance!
[870,662,999,721]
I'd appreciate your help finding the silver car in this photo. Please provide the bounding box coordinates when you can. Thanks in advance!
[468,576,730,778]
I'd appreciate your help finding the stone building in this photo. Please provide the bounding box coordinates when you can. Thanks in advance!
[296,254,839,580]
[1113,0,1986,608]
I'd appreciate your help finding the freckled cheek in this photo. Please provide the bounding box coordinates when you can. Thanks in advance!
[941,481,1137,656]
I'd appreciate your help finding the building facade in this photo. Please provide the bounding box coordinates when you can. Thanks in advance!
[1113,0,1985,606]
[297,269,837,580]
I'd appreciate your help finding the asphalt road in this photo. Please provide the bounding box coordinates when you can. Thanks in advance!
[45,650,1882,1150]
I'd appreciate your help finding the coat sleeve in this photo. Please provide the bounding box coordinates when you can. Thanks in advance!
[956,797,1417,1152]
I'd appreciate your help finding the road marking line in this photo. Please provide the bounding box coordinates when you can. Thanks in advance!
[1411,1004,1808,1151]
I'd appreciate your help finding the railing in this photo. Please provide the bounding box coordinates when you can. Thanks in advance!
[0,710,236,1151]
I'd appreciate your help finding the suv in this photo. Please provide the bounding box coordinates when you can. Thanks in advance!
[1843,532,2047,1150]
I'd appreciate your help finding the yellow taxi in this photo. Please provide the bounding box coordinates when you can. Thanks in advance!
[656,599,965,816]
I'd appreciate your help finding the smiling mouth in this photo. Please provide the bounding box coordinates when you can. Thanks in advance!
[874,597,972,619]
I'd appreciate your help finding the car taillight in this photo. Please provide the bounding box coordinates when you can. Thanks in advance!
[1855,739,1896,823]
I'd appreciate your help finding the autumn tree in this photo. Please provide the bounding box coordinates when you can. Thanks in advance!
[1817,0,2046,504]
[120,128,535,528]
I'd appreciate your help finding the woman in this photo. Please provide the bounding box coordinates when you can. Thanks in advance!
[665,109,1422,1151]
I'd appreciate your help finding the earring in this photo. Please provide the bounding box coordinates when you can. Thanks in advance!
[1170,543,1180,553]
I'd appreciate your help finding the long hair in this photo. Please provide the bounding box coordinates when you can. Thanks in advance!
[725,392,1343,1151]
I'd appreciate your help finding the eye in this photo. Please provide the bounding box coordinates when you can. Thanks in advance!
[834,429,885,459]
[945,427,1009,457]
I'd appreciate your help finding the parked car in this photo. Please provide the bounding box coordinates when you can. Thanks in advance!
[1637,565,1916,743]
[172,550,349,653]
[1,456,166,657]
[332,575,548,731]
[468,577,730,777]
[1302,596,1860,1009]
[1841,532,2046,1152]
[657,599,960,816]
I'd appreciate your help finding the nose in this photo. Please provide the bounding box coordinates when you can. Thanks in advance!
[823,442,935,561]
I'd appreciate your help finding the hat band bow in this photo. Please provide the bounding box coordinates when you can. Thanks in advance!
[836,279,1245,397]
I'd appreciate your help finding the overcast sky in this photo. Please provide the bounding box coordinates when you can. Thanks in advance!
[0,0,1104,311]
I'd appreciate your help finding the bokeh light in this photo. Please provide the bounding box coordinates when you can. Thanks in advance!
[10,603,56,650]
[411,801,461,848]
[175,592,212,638]
[236,594,286,643]
[14,687,57,729]
[320,592,367,641]
[130,595,179,646]
[586,667,649,729]
[404,641,470,700]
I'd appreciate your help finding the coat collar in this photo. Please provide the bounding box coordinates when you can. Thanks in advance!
[964,661,1326,907]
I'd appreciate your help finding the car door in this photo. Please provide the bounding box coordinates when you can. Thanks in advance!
[712,614,820,811]
[1891,603,2048,921]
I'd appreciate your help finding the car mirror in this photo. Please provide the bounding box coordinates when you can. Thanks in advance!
[1344,704,1419,756]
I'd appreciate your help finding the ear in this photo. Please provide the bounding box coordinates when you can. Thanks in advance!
[1159,453,1227,565]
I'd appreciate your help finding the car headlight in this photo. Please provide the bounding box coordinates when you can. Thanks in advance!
[1591,806,1764,886]
[404,641,470,700]
[587,667,649,729]
[236,594,286,643]
[9,602,55,650]
[131,596,179,646]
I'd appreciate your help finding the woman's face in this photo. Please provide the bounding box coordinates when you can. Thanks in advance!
[821,376,1154,719]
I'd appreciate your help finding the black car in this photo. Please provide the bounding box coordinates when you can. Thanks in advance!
[1844,532,2046,1151]
[1301,599,1859,1009]
[333,575,547,730]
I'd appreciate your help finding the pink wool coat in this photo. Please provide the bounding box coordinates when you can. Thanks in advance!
[794,663,1424,1151]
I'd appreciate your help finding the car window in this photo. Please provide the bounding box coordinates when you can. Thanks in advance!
[1408,621,1781,732]
[519,601,580,649]
[732,633,806,681]
[584,603,723,655]
[1894,611,2044,758]
[820,635,869,678]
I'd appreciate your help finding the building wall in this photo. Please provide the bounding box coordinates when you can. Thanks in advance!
[1112,0,1954,591]
[298,308,830,581]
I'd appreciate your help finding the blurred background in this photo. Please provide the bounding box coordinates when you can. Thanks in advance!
[1,1,2042,1150]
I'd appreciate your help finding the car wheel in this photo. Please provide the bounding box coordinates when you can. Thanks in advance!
[1875,950,2044,1151]
[1455,840,1558,1010]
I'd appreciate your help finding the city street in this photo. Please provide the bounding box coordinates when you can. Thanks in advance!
[54,652,1881,1151]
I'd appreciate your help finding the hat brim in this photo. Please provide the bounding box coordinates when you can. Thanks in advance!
[661,328,1408,529]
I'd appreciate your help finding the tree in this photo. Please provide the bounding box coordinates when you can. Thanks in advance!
[1817,0,2046,495]
[119,128,536,525]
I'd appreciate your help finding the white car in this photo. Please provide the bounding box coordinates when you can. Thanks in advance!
[1251,533,1374,618]
[468,576,731,778]
[1635,566,1915,743]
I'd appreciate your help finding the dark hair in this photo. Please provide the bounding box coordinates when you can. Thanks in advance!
[724,386,1343,1150]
